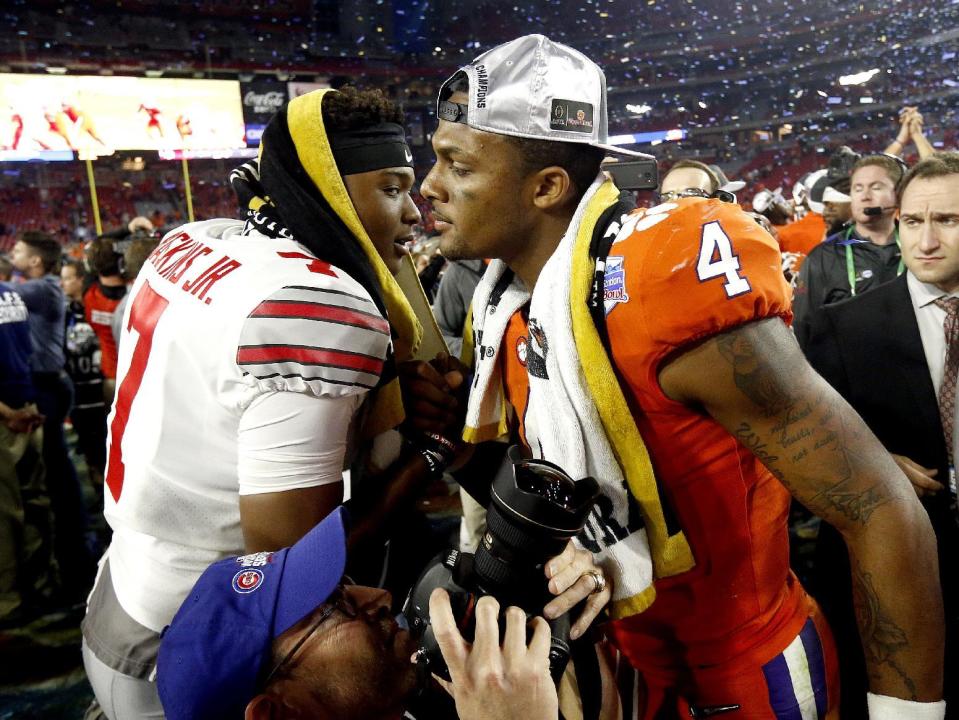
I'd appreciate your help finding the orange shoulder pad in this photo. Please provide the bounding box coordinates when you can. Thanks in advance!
[605,198,792,361]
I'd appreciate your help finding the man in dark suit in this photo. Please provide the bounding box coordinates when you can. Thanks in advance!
[806,151,959,718]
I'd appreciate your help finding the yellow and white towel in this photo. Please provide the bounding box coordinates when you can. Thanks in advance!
[463,175,694,618]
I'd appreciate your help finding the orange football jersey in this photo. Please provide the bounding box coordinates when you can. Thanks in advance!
[84,282,123,380]
[778,210,826,256]
[600,197,807,670]
[502,303,531,449]
[501,198,810,670]
[777,211,826,278]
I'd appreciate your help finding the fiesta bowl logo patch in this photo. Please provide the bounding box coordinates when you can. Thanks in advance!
[604,256,630,316]
[232,569,264,594]
[549,99,594,134]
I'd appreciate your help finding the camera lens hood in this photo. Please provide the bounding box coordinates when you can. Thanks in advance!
[489,446,600,534]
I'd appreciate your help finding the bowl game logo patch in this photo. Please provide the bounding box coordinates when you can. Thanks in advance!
[232,569,265,594]
[604,256,629,316]
[549,99,594,134]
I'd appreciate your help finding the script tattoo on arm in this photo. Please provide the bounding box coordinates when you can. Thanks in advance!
[694,319,935,700]
[715,326,892,526]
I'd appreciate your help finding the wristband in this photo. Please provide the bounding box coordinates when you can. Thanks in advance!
[867,692,945,720]
[416,446,448,478]
[409,432,457,479]
[423,431,457,460]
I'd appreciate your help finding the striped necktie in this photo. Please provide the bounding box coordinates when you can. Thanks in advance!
[933,296,959,465]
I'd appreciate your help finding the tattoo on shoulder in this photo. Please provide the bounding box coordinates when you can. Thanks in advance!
[716,332,795,417]
[853,566,919,700]
[717,323,893,526]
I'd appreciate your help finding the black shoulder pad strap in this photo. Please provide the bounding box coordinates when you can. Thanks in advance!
[588,191,637,350]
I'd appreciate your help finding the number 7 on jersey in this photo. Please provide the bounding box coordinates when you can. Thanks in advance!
[696,221,751,298]
[105,281,170,502]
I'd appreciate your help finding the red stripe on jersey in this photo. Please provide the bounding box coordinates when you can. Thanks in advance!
[237,345,384,375]
[251,301,389,334]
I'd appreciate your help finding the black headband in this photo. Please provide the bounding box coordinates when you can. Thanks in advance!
[328,122,413,175]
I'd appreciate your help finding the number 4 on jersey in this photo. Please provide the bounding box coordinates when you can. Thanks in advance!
[696,221,751,298]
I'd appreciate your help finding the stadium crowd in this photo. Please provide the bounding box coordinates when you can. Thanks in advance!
[1,2,959,719]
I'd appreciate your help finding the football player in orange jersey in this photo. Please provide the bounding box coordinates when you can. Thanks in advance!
[418,35,945,720]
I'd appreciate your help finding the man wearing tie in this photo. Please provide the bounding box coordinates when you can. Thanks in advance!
[806,151,959,717]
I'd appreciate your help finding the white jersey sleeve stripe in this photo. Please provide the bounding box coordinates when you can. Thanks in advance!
[244,365,379,390]
[237,344,384,373]
[237,283,390,399]
[250,300,390,335]
[283,284,376,303]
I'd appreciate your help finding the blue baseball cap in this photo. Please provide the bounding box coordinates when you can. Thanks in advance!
[157,506,348,720]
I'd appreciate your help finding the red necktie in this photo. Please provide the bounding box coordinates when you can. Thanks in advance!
[934,296,959,465]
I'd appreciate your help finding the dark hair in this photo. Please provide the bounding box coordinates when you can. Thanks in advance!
[87,237,122,277]
[61,258,86,278]
[321,86,404,132]
[665,160,721,194]
[851,154,905,187]
[19,231,62,274]
[442,71,470,98]
[124,238,161,280]
[264,625,407,720]
[508,137,605,202]
[898,151,959,202]
[0,255,12,281]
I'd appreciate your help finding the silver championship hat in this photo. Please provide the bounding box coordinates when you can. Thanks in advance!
[437,34,649,158]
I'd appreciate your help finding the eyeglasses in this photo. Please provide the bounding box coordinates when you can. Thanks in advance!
[659,188,711,202]
[261,584,360,687]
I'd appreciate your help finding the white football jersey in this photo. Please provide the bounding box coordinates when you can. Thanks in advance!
[103,219,390,632]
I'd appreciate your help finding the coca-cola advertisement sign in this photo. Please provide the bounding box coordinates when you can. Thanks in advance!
[244,89,285,116]
[241,80,288,146]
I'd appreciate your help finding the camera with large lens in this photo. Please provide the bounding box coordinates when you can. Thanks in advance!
[403,446,600,683]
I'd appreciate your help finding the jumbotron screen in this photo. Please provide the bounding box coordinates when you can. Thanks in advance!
[0,74,246,155]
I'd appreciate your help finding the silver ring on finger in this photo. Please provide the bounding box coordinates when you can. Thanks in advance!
[584,570,606,595]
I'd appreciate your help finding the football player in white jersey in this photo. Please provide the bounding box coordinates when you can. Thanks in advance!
[81,87,463,718]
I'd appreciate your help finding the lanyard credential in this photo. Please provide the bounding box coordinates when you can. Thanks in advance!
[844,225,903,297]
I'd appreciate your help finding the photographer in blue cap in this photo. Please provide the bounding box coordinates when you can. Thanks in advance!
[157,506,562,720]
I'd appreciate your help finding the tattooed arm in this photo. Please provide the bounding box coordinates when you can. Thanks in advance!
[659,316,943,702]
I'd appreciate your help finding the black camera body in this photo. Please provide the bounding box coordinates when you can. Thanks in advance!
[403,548,574,683]
[403,446,600,683]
